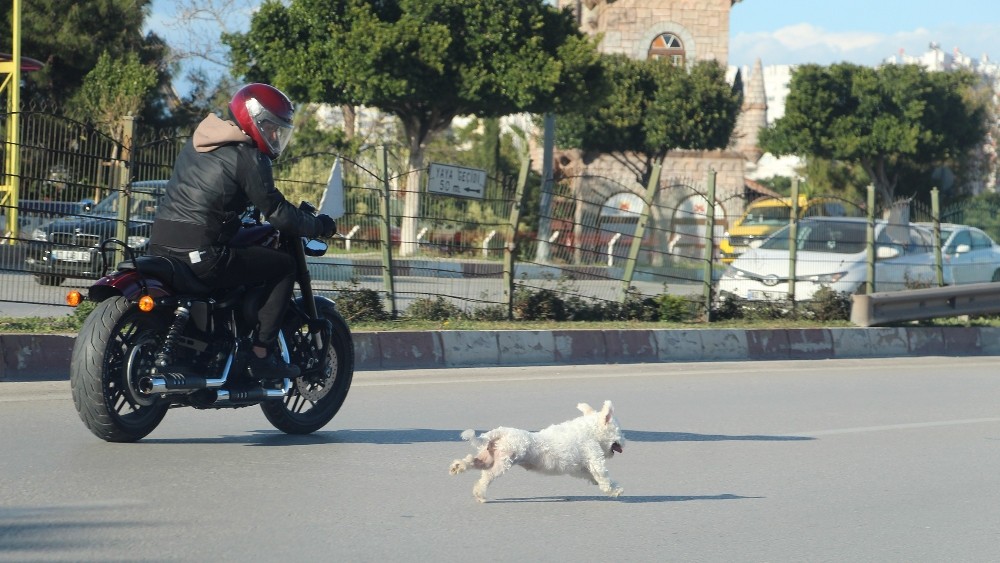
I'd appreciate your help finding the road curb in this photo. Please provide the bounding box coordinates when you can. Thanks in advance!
[2,326,996,382]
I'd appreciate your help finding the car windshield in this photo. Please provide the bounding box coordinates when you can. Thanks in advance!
[759,221,868,254]
[742,205,791,226]
[89,189,160,221]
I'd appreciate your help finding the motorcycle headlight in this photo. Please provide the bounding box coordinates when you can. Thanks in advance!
[32,228,48,242]
[127,235,149,249]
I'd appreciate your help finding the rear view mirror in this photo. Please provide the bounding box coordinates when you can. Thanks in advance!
[955,243,971,254]
[749,239,763,249]
[304,238,328,257]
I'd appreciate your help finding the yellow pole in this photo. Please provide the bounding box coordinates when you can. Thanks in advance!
[2,0,22,241]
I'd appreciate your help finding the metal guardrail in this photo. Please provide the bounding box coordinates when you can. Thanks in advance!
[851,282,1000,327]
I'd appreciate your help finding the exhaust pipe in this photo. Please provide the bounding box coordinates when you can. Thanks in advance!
[139,350,236,394]
[215,378,291,404]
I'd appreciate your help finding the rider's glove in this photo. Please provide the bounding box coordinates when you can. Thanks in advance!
[318,214,337,238]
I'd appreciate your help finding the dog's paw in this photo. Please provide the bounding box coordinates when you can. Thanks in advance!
[449,460,466,475]
[609,486,624,498]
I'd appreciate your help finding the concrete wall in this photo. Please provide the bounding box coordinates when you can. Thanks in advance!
[4,326,998,381]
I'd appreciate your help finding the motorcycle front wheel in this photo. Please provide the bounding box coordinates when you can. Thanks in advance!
[262,297,354,434]
[70,296,169,442]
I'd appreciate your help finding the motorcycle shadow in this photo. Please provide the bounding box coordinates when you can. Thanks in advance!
[144,428,467,446]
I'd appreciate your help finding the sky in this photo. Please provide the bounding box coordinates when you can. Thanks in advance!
[148,0,1000,97]
[728,0,999,69]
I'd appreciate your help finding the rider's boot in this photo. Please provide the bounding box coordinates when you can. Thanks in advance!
[248,350,300,380]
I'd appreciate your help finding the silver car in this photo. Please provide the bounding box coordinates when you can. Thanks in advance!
[717,217,943,301]
[936,223,1000,284]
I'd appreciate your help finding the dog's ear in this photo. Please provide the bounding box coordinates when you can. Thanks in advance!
[577,403,596,415]
[601,400,614,424]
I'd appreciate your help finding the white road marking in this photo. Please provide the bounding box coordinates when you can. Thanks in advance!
[794,417,1000,437]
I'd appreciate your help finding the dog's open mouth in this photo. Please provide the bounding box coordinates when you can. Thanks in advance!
[611,442,623,453]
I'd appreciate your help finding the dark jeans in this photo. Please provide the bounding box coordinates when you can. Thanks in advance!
[195,245,296,347]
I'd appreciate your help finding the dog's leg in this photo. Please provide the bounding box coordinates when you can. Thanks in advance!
[472,454,514,503]
[449,455,476,475]
[587,460,624,498]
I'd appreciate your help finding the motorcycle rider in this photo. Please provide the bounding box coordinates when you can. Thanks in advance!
[148,83,336,380]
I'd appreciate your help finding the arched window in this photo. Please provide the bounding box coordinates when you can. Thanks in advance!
[648,33,685,65]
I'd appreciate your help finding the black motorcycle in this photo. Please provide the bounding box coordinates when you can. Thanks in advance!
[67,202,353,442]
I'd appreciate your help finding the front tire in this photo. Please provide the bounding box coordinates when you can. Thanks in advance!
[261,297,354,434]
[70,296,169,442]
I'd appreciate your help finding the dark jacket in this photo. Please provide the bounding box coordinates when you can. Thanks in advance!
[149,114,325,255]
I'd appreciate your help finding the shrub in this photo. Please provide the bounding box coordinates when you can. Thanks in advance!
[711,294,744,320]
[407,296,464,321]
[804,286,851,321]
[655,292,697,322]
[512,285,567,321]
[470,304,510,321]
[565,295,610,321]
[334,285,390,322]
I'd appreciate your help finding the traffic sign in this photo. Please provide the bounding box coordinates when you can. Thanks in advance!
[427,163,486,199]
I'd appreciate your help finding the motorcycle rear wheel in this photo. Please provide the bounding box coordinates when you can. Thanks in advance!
[70,296,169,442]
[261,297,354,434]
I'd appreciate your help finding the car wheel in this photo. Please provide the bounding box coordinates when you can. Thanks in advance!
[35,275,66,286]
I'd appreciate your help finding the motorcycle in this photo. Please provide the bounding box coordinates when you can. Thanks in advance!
[67,202,354,442]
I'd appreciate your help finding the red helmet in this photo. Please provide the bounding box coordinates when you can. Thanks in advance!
[229,83,295,159]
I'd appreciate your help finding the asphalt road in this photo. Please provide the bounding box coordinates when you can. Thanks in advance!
[3,358,1000,562]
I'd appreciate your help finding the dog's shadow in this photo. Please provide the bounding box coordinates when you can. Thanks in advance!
[625,430,813,442]
[490,493,761,504]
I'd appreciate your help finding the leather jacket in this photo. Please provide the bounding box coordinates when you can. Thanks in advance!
[149,113,326,256]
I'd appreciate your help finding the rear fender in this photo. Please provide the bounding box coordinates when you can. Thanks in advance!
[88,269,173,303]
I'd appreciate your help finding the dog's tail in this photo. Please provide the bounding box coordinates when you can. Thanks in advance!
[461,429,487,448]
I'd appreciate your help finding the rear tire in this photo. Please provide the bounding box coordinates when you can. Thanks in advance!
[70,296,169,442]
[261,297,354,434]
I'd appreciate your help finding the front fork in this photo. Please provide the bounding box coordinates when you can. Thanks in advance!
[290,234,326,352]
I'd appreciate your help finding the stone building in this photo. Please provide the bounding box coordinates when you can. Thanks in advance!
[550,0,770,260]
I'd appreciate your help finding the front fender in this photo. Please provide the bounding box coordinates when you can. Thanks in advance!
[88,269,173,303]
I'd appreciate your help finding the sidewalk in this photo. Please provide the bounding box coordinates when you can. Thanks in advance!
[2,325,998,381]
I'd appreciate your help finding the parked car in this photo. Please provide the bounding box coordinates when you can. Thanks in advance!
[719,195,862,263]
[919,223,1000,284]
[717,217,945,301]
[25,180,166,286]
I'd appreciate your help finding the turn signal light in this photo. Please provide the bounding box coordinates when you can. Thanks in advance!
[65,290,83,307]
[138,295,155,312]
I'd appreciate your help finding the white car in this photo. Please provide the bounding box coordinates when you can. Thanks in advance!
[934,223,1000,284]
[717,217,946,301]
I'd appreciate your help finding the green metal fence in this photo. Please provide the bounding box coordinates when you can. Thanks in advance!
[4,108,996,321]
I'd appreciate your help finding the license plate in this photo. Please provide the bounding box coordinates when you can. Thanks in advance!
[52,249,91,262]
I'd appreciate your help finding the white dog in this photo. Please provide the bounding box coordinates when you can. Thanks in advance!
[449,400,625,502]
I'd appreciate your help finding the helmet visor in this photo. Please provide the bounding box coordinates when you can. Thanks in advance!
[245,99,294,157]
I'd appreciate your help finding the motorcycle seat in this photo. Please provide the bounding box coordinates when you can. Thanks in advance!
[121,255,212,295]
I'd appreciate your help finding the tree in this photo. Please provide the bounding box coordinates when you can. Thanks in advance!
[556,55,743,186]
[759,63,988,207]
[1,0,171,119]
[224,0,602,255]
[70,52,159,144]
